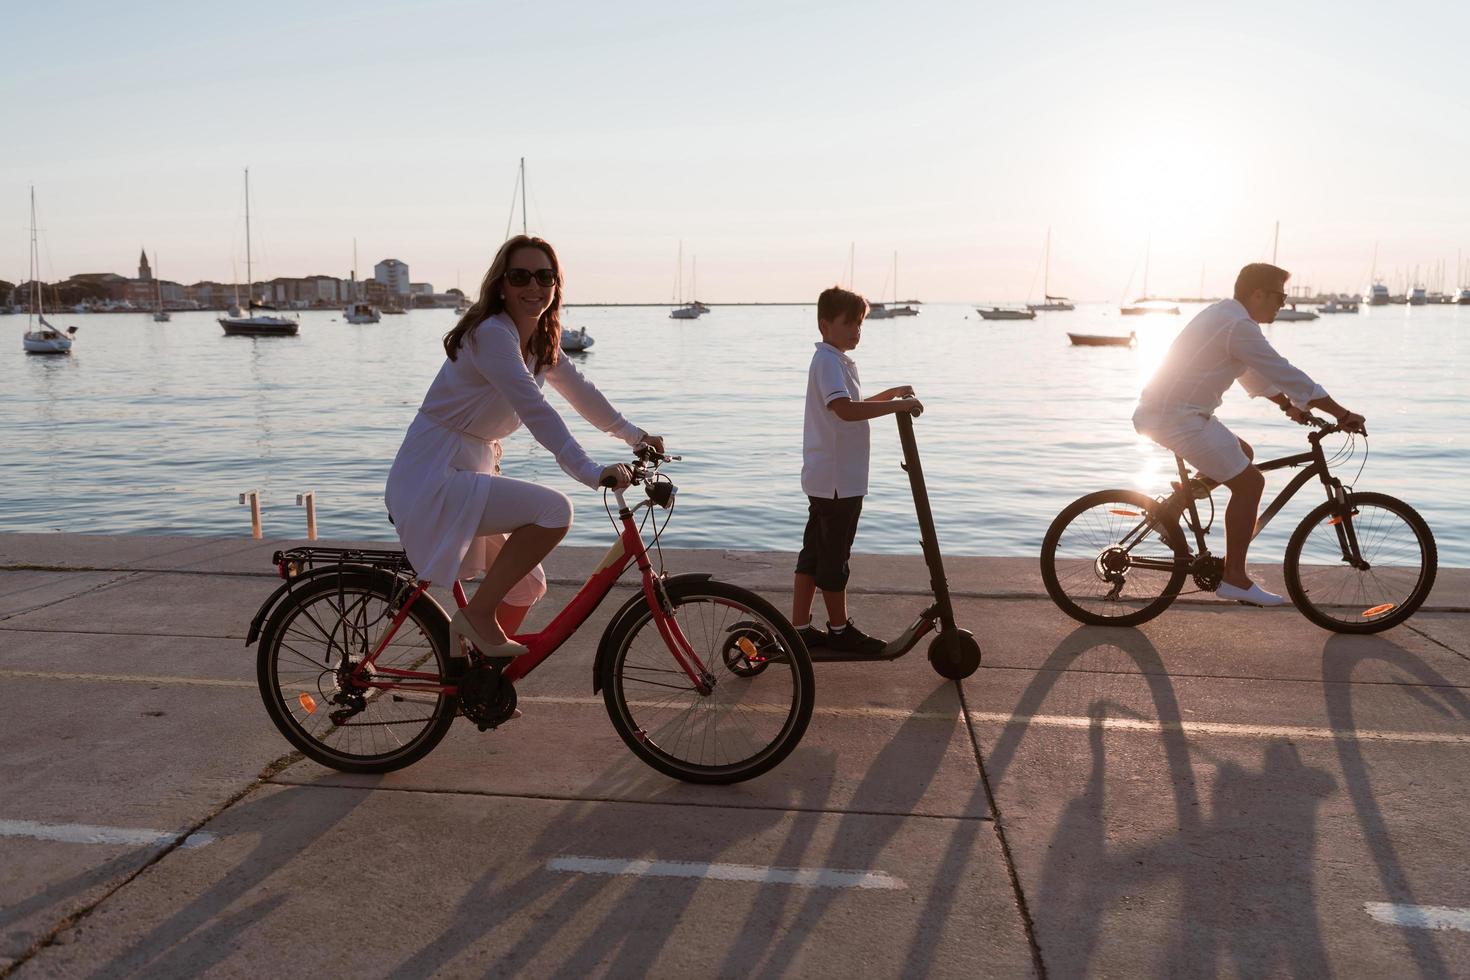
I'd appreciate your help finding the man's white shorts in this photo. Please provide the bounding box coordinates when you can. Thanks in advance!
[1134,411,1251,484]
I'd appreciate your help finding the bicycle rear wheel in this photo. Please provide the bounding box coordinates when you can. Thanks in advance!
[257,569,457,773]
[602,579,814,784]
[1283,491,1437,633]
[1040,489,1189,627]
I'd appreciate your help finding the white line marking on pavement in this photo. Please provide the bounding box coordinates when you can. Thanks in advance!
[546,855,905,890]
[1364,902,1470,932]
[966,711,1470,746]
[8,670,1467,746]
[0,819,216,849]
[0,668,253,689]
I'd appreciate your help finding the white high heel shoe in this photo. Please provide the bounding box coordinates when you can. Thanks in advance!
[449,609,529,659]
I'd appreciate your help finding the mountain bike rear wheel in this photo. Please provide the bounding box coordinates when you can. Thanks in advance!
[602,579,814,784]
[1283,491,1437,633]
[257,569,457,773]
[1041,489,1189,627]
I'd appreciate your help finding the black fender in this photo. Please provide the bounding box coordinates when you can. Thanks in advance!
[245,564,450,649]
[591,573,713,693]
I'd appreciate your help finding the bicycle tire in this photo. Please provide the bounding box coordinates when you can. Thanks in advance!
[601,579,814,784]
[257,568,457,773]
[1040,489,1189,627]
[1283,491,1437,634]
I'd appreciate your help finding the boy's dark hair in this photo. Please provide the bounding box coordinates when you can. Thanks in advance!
[1233,263,1290,302]
[817,285,868,324]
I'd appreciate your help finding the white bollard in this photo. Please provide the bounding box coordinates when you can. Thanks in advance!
[296,490,317,541]
[239,489,262,539]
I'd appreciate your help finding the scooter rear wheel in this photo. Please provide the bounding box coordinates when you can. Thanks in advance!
[928,629,981,679]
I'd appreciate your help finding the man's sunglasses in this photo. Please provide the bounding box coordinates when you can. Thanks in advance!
[1265,289,1287,304]
[505,268,557,288]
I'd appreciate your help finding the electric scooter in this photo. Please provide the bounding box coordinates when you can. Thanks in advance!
[806,411,982,679]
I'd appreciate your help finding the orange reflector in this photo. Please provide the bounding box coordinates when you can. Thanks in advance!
[1362,603,1396,618]
[736,636,758,658]
[1109,509,1141,517]
[298,692,318,714]
[1327,516,1344,526]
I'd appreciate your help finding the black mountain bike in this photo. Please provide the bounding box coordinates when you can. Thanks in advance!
[1040,417,1437,633]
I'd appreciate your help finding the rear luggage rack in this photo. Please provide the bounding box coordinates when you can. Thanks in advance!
[273,546,416,580]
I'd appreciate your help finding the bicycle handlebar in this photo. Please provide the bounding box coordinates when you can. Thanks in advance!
[599,445,682,489]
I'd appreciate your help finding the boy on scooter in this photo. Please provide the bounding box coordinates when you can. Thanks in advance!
[793,286,924,654]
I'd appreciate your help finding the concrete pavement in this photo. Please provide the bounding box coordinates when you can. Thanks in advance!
[1,532,1467,978]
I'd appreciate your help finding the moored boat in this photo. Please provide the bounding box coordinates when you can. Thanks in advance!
[978,306,1037,320]
[221,169,300,337]
[560,326,595,352]
[1120,299,1180,316]
[1274,305,1319,321]
[1067,331,1135,347]
[20,188,79,354]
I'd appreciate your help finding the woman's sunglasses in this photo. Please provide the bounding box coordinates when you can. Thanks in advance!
[505,268,558,288]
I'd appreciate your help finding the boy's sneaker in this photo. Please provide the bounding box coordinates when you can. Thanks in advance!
[796,624,828,649]
[825,619,887,656]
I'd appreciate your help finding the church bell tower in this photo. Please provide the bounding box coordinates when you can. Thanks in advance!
[138,249,152,282]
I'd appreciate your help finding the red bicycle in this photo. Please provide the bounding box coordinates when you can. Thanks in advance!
[246,446,814,784]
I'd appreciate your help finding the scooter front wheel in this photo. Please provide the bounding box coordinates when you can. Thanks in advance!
[928,629,981,679]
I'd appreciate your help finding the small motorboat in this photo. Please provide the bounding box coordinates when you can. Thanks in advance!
[1068,331,1136,347]
[23,320,78,354]
[669,304,701,320]
[343,302,381,324]
[977,306,1037,321]
[1274,305,1319,321]
[1028,297,1075,312]
[561,326,595,352]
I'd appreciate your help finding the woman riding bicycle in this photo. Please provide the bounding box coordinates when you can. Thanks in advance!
[386,235,663,661]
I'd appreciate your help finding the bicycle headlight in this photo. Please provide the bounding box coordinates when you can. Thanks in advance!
[646,481,676,509]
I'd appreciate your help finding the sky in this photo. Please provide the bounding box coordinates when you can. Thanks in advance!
[4,0,1468,303]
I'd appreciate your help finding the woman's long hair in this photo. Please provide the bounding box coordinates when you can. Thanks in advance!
[443,235,562,372]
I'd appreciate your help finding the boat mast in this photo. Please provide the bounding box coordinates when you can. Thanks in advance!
[520,157,528,236]
[1142,233,1151,300]
[244,168,253,309]
[848,242,855,290]
[155,252,162,312]
[1272,220,1279,265]
[1043,228,1050,299]
[29,186,40,324]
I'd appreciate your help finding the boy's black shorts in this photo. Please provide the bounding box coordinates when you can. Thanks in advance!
[795,494,864,592]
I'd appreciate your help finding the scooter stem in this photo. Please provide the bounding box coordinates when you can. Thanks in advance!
[896,413,958,633]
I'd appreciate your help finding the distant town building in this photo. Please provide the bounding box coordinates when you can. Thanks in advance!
[410,282,434,296]
[137,249,152,282]
[374,259,410,296]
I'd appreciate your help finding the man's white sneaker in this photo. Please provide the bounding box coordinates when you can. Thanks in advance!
[1217,581,1287,607]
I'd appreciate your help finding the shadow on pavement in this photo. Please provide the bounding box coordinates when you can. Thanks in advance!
[1323,634,1470,980]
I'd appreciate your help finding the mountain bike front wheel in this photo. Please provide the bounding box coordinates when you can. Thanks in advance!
[1040,489,1189,627]
[601,579,814,784]
[1283,491,1437,633]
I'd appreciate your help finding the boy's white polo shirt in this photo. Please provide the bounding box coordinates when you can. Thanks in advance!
[802,341,869,498]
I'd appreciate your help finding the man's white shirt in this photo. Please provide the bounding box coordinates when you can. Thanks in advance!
[1136,298,1328,423]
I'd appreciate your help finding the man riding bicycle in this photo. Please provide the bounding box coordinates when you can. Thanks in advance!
[1132,263,1367,606]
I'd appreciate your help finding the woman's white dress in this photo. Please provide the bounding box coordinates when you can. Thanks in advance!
[386,314,642,585]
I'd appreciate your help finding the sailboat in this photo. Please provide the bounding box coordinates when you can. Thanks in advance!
[1120,235,1180,315]
[669,240,701,319]
[1027,229,1074,312]
[219,168,299,337]
[868,252,919,318]
[152,252,171,322]
[21,188,79,354]
[342,239,381,323]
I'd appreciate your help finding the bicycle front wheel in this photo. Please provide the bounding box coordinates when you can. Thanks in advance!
[1283,491,1437,633]
[602,580,814,784]
[257,569,457,773]
[1040,489,1189,627]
